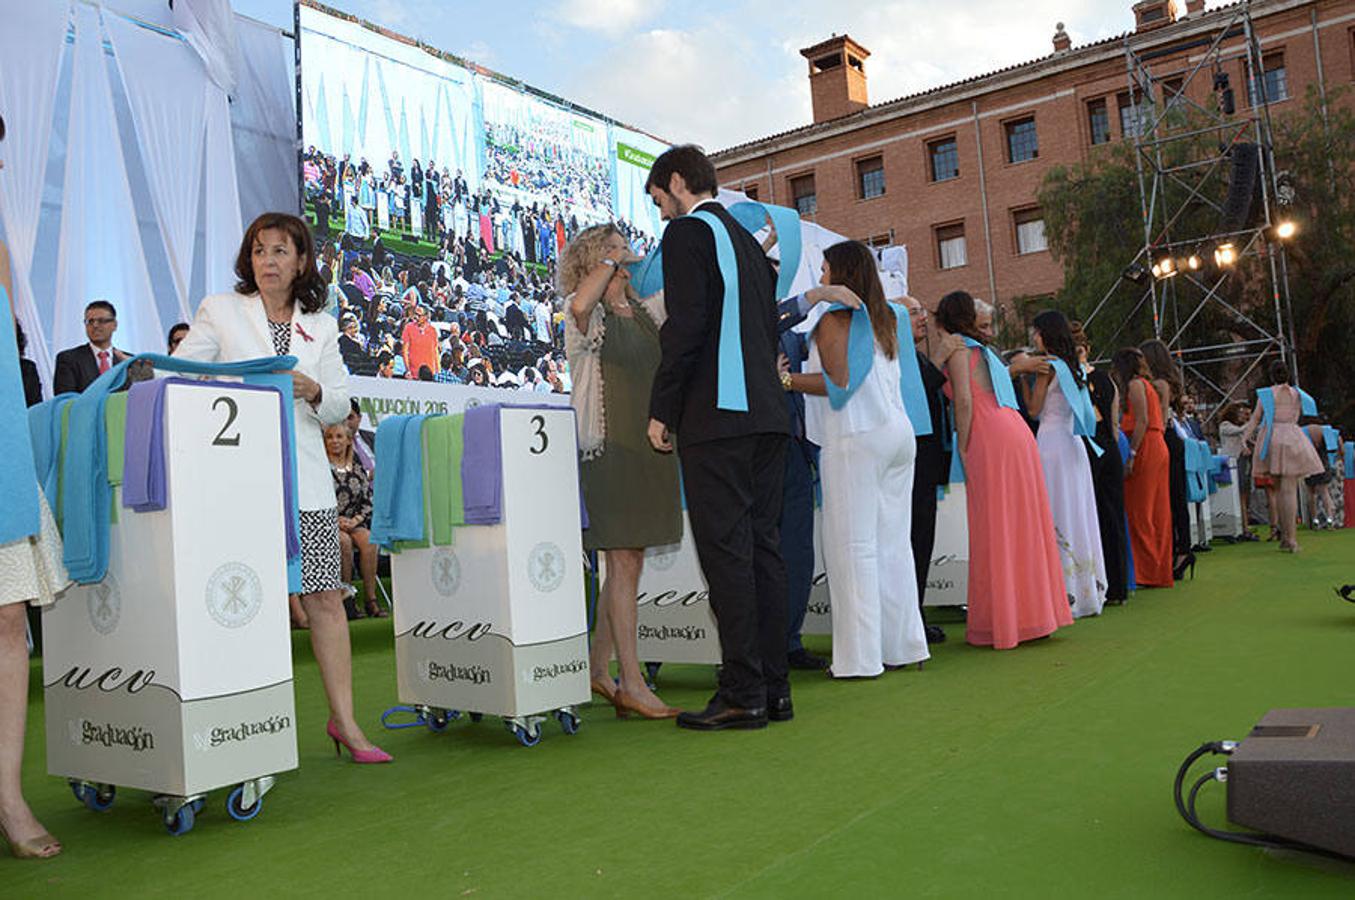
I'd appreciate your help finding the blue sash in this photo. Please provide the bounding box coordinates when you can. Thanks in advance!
[727,201,802,301]
[1256,386,1318,460]
[370,414,429,549]
[1184,438,1211,503]
[1345,441,1355,480]
[947,339,1019,483]
[1322,426,1341,469]
[816,302,932,438]
[1049,358,1102,457]
[0,286,41,544]
[688,209,748,413]
[47,353,300,586]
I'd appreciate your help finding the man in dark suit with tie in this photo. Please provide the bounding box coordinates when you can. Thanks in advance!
[903,295,950,643]
[645,145,792,730]
[52,300,130,395]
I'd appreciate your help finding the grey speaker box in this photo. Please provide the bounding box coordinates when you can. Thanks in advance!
[1227,707,1355,858]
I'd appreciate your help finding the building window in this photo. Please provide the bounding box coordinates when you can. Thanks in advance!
[1087,99,1111,146]
[1013,208,1048,255]
[744,184,759,201]
[928,137,959,182]
[1118,91,1153,139]
[863,233,891,248]
[790,174,816,216]
[1162,77,1185,111]
[1247,53,1289,105]
[936,223,967,270]
[1005,117,1038,163]
[856,156,886,200]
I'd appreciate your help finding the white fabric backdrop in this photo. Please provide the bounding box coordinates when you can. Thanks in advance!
[52,5,163,358]
[232,15,297,229]
[106,14,210,325]
[0,1,73,390]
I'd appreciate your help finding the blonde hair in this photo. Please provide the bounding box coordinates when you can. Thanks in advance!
[558,223,622,296]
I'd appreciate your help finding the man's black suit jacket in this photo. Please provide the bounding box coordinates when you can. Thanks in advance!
[649,201,789,448]
[915,350,951,490]
[52,344,128,396]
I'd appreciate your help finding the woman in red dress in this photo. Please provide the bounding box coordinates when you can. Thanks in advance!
[936,292,1071,649]
[1113,348,1174,587]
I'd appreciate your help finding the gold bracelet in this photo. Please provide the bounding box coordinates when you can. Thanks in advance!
[780,371,793,391]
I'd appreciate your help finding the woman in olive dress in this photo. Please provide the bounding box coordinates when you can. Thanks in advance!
[562,225,681,720]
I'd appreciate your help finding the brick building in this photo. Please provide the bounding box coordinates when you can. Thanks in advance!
[712,0,1355,316]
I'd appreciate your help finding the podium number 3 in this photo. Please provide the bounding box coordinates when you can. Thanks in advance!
[212,396,241,447]
[529,415,548,455]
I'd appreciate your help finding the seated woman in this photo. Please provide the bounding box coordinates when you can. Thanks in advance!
[324,424,385,618]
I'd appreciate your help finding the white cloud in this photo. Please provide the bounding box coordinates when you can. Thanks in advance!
[457,39,496,67]
[554,0,664,38]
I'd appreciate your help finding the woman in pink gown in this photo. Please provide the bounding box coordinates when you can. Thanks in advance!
[936,292,1072,649]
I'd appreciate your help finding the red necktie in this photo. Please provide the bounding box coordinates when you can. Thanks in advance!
[98,350,110,374]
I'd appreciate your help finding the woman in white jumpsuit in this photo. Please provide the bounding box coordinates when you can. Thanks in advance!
[786,240,930,678]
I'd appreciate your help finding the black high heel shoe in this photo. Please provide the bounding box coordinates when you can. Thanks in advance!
[1335,585,1355,604]
[1173,552,1197,581]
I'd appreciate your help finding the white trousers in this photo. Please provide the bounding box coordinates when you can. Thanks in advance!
[821,416,929,676]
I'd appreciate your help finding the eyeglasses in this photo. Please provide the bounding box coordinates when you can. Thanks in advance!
[907,308,927,319]
[84,317,116,326]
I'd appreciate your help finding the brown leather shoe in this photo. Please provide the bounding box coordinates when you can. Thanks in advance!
[676,697,767,731]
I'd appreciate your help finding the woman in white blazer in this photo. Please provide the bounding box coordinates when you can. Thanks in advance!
[177,213,391,764]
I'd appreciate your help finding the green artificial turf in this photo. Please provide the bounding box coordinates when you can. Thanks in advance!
[8,531,1355,897]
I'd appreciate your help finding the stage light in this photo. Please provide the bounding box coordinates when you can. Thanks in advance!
[1186,253,1203,271]
[1214,243,1238,267]
[1152,255,1177,279]
[1275,220,1297,240]
[1122,262,1150,286]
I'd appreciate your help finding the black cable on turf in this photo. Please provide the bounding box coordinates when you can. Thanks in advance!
[1174,745,1353,862]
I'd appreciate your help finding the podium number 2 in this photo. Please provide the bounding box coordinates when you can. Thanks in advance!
[212,396,241,447]
[529,415,548,455]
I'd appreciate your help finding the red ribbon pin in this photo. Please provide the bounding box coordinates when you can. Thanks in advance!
[295,323,315,343]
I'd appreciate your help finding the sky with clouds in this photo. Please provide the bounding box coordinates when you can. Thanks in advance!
[234,0,1204,150]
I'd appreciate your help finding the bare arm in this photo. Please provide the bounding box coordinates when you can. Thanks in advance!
[1026,370,1053,418]
[946,348,974,455]
[1152,378,1172,423]
[1127,380,1149,454]
[1239,401,1264,454]
[0,240,11,300]
[1110,383,1121,436]
[569,249,625,333]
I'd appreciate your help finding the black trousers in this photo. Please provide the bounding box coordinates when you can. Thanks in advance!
[680,432,790,709]
[910,444,943,609]
[779,437,816,653]
[1089,436,1129,601]
[1164,428,1192,555]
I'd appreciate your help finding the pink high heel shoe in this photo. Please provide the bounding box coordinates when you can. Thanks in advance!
[326,719,393,764]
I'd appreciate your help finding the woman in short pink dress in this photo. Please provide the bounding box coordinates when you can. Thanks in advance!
[1241,360,1325,553]
[935,291,1071,649]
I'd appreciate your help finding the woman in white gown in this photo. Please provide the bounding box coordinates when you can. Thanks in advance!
[1026,310,1107,618]
[0,113,69,859]
[784,240,929,678]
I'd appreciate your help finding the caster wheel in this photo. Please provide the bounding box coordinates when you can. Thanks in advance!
[513,724,541,748]
[72,782,116,812]
[556,710,580,736]
[468,712,483,723]
[426,710,453,733]
[644,662,662,688]
[165,805,196,836]
[226,786,263,822]
[190,798,205,815]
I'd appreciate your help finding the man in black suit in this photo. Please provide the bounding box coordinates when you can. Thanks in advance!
[52,300,129,395]
[645,145,792,730]
[903,295,951,644]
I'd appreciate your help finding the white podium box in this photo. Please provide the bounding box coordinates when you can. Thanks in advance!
[43,382,297,833]
[629,484,972,664]
[1210,459,1244,540]
[1189,494,1214,547]
[390,407,588,746]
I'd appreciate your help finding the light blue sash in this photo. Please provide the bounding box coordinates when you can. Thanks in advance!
[1184,438,1211,503]
[948,339,1019,483]
[1256,386,1319,461]
[1345,441,1354,480]
[688,209,748,413]
[727,201,802,301]
[0,286,41,544]
[816,302,931,438]
[1049,358,1102,457]
[1322,426,1341,469]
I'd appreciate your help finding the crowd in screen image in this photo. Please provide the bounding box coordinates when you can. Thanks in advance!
[482,120,615,227]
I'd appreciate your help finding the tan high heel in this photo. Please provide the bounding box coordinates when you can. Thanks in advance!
[610,689,679,720]
[1,825,62,860]
[590,676,618,703]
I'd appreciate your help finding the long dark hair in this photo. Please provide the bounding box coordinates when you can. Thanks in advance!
[822,240,896,360]
[1268,359,1293,386]
[1139,338,1184,414]
[935,291,986,344]
[1111,347,1149,401]
[1032,309,1083,387]
[234,212,327,313]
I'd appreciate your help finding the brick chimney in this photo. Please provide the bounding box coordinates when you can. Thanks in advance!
[1052,22,1071,54]
[1133,0,1178,32]
[1184,0,1205,14]
[800,35,871,124]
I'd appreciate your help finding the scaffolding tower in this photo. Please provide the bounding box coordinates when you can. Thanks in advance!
[1083,0,1297,423]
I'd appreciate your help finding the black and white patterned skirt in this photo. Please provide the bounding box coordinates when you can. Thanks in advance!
[298,507,345,595]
